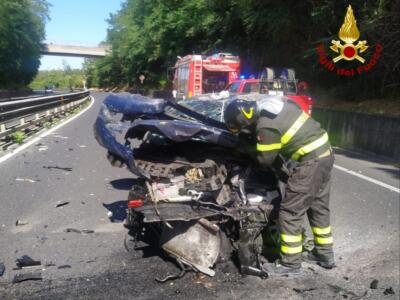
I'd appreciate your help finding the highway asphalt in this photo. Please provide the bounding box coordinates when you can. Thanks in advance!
[0,92,398,299]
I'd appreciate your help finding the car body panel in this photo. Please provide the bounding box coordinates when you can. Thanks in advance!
[94,93,237,177]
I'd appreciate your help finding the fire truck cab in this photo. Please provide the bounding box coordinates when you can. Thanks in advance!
[172,53,240,99]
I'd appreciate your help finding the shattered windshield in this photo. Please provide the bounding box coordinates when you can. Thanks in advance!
[165,95,228,122]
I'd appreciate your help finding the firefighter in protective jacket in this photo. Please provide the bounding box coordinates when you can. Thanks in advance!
[224,96,335,276]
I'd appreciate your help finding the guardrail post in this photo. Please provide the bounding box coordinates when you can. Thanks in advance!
[0,124,5,133]
[35,113,40,120]
[20,118,25,126]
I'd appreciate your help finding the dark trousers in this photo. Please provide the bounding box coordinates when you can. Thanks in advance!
[279,153,334,267]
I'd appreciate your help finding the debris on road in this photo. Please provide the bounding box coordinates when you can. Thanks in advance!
[53,134,69,139]
[68,148,74,151]
[43,166,73,172]
[78,144,87,148]
[38,145,48,152]
[328,284,369,300]
[293,287,317,293]
[15,220,29,226]
[384,287,395,295]
[64,228,95,234]
[370,279,379,289]
[55,201,70,208]
[57,265,71,269]
[0,261,5,277]
[15,255,41,269]
[44,263,56,267]
[15,178,36,183]
[65,228,80,233]
[12,272,42,283]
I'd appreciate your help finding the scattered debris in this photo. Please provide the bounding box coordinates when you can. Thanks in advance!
[64,228,94,234]
[43,166,73,172]
[384,287,395,295]
[15,178,36,183]
[307,267,316,272]
[78,144,87,148]
[53,135,69,139]
[328,284,368,300]
[15,255,41,269]
[65,228,81,233]
[68,148,74,151]
[38,236,48,244]
[15,220,29,226]
[370,279,379,289]
[195,272,215,290]
[55,201,70,208]
[57,265,71,269]
[344,276,349,280]
[45,263,56,267]
[12,272,42,283]
[0,261,5,277]
[293,287,317,293]
[81,201,86,205]
[38,145,48,152]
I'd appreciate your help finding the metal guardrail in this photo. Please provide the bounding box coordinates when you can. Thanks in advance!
[0,91,90,150]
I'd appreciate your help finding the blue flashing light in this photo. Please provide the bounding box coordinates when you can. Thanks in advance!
[240,75,245,79]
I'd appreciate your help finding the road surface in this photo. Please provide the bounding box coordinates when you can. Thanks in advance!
[0,93,398,299]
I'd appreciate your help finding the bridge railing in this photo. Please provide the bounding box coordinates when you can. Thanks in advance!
[0,91,90,150]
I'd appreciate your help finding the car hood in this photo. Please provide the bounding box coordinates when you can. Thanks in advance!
[94,93,237,177]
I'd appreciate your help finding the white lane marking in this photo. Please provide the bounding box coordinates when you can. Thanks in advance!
[0,96,95,165]
[334,164,400,194]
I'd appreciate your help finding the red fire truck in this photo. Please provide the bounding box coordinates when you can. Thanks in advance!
[172,53,240,99]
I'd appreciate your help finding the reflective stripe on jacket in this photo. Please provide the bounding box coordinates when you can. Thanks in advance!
[256,100,330,166]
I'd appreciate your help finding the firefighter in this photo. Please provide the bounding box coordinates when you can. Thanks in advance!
[224,96,335,276]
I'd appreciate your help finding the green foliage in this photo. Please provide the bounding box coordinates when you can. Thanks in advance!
[86,0,399,99]
[0,0,49,89]
[12,131,25,144]
[29,63,85,90]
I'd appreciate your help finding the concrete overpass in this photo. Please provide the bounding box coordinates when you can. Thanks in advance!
[42,43,108,58]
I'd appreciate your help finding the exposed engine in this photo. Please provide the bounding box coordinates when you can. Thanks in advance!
[126,140,281,280]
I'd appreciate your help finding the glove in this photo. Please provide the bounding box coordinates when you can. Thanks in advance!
[107,151,126,168]
[271,154,290,183]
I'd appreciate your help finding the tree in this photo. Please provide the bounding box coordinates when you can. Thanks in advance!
[0,0,49,89]
[88,0,399,98]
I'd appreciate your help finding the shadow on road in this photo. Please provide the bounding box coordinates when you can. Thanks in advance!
[333,147,399,179]
[372,167,400,180]
[102,201,127,222]
[109,178,136,190]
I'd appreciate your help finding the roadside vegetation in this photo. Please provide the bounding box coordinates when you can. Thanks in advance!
[29,62,85,90]
[0,0,49,89]
[84,0,399,104]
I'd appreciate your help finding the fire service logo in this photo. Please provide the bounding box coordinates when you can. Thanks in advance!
[316,5,382,77]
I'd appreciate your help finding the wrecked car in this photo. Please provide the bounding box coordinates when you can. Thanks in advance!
[94,92,290,280]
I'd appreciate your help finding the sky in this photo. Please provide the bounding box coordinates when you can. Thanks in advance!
[40,0,123,70]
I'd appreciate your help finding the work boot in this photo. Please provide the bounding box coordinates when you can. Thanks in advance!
[303,250,336,269]
[262,260,301,277]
